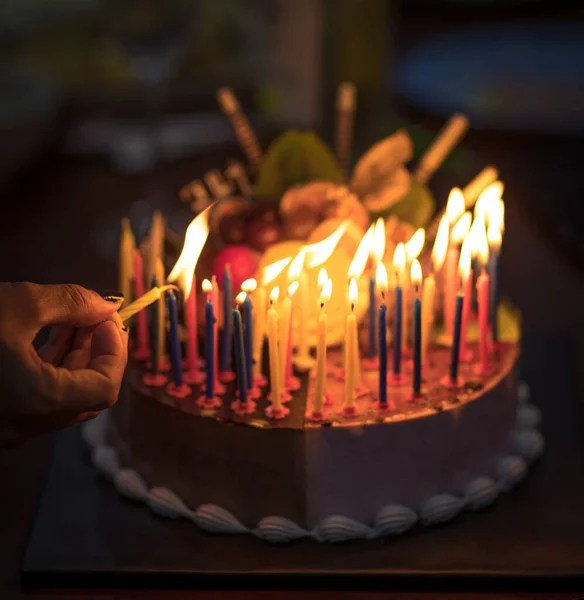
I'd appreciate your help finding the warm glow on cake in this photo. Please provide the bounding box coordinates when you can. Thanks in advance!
[304,220,349,268]
[262,257,292,286]
[432,216,449,271]
[446,188,465,224]
[405,228,425,262]
[168,203,214,298]
[349,224,374,279]
[451,211,472,244]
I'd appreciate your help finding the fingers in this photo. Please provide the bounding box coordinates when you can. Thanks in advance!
[2,283,123,340]
[37,326,75,365]
[61,326,96,370]
[37,320,129,413]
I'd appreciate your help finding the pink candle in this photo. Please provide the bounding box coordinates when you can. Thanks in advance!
[458,268,473,362]
[185,273,199,372]
[133,249,150,359]
[444,246,458,338]
[285,305,294,384]
[477,269,490,373]
[212,275,220,389]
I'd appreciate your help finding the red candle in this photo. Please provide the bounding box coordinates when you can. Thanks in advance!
[458,266,473,362]
[185,273,200,374]
[212,275,220,389]
[133,249,150,359]
[477,269,490,373]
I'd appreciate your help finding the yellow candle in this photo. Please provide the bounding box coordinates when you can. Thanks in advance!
[267,287,282,410]
[344,278,358,410]
[279,283,297,381]
[294,270,313,370]
[252,285,267,382]
[154,258,167,365]
[117,282,178,322]
[148,211,165,279]
[119,218,135,307]
[313,275,332,413]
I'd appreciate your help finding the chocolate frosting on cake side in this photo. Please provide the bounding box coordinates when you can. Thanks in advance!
[108,345,519,530]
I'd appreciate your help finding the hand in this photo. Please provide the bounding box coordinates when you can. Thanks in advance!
[0,283,129,446]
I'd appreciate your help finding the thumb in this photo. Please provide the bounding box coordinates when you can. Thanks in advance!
[17,283,124,330]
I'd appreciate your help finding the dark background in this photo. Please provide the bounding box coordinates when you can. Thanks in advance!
[1,0,584,597]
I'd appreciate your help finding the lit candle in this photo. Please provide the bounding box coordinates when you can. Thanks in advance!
[343,278,359,415]
[148,210,165,280]
[367,218,386,360]
[463,166,499,206]
[474,221,491,374]
[154,258,170,372]
[132,249,150,360]
[233,293,248,404]
[240,279,257,392]
[443,189,465,336]
[422,216,449,365]
[445,206,471,339]
[448,247,472,386]
[284,252,304,387]
[253,258,292,385]
[166,290,191,398]
[311,274,332,417]
[266,287,288,419]
[415,113,469,184]
[403,228,425,352]
[488,205,503,346]
[211,275,224,394]
[411,260,423,396]
[474,181,504,224]
[458,232,475,362]
[376,262,392,409]
[184,272,204,384]
[335,81,357,178]
[217,87,262,171]
[119,218,135,306]
[391,243,406,383]
[293,250,314,371]
[202,279,216,399]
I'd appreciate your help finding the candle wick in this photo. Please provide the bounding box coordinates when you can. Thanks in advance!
[351,302,355,312]
[320,302,324,309]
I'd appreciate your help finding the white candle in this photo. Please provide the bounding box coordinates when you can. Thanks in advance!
[344,278,358,412]
[252,285,267,382]
[267,288,282,410]
[313,276,332,414]
[119,218,135,306]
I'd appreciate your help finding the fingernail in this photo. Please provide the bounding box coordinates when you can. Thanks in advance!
[97,289,124,303]
[121,324,128,332]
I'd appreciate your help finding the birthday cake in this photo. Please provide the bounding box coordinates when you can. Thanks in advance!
[83,87,543,543]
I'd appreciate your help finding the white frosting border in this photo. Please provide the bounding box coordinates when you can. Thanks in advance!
[82,384,544,543]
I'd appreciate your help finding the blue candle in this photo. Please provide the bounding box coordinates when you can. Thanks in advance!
[413,295,422,394]
[449,293,464,382]
[368,274,376,357]
[232,308,248,403]
[393,285,402,376]
[220,264,232,372]
[166,291,184,387]
[378,302,387,405]
[242,294,253,389]
[149,275,160,374]
[489,251,500,343]
[205,295,216,398]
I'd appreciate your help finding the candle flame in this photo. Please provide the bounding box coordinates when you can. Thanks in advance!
[474,180,504,224]
[348,277,358,306]
[451,211,472,244]
[392,242,406,274]
[202,278,213,293]
[348,224,375,279]
[371,218,386,263]
[405,227,425,261]
[488,198,505,233]
[235,291,247,304]
[288,250,305,282]
[487,222,502,251]
[410,259,422,287]
[317,267,328,289]
[303,220,349,268]
[376,261,388,292]
[262,257,292,286]
[474,219,490,265]
[270,286,280,302]
[167,203,214,298]
[241,278,257,293]
[446,188,465,224]
[288,281,299,297]
[320,277,333,302]
[432,216,449,271]
[458,241,472,283]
